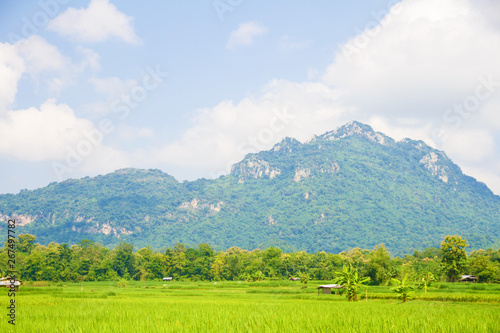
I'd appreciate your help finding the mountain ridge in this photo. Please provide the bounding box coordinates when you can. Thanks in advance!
[0,121,498,255]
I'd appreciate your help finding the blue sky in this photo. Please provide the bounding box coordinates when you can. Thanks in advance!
[0,0,499,195]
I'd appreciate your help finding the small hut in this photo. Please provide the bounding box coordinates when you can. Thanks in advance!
[162,277,173,282]
[317,284,343,295]
[0,277,21,292]
[289,277,300,281]
[460,275,478,283]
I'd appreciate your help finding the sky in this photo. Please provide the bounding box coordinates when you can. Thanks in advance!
[0,0,499,195]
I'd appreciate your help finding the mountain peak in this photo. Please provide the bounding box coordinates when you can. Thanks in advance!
[344,120,373,131]
[272,137,302,153]
[312,121,394,146]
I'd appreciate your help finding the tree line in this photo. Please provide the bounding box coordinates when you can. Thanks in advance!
[1,234,499,284]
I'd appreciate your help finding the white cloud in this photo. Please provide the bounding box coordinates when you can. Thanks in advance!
[0,99,129,181]
[0,28,134,184]
[479,98,500,130]
[441,129,495,162]
[0,100,95,161]
[15,36,76,93]
[0,42,25,114]
[47,0,139,44]
[0,35,136,183]
[16,36,69,74]
[323,0,500,119]
[226,21,268,49]
[12,36,99,94]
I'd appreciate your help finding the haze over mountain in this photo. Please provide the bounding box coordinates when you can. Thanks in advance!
[1,121,498,255]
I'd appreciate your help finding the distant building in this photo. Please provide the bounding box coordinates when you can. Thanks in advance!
[162,277,173,281]
[317,284,343,294]
[460,275,478,283]
[0,277,21,292]
[289,277,300,281]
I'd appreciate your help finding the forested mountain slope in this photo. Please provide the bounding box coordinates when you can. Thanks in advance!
[1,121,498,255]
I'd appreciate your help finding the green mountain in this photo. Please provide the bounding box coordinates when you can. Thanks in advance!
[1,121,499,255]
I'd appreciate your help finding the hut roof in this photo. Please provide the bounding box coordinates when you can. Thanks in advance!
[317,284,343,289]
[0,277,21,286]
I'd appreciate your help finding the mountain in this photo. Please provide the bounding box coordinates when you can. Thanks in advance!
[0,121,499,255]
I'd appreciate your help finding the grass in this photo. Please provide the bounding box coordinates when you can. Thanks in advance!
[1,281,499,332]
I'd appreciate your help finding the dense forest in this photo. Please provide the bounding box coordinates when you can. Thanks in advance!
[1,122,499,256]
[2,234,499,284]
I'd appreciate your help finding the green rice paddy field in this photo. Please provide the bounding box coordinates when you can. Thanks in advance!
[1,281,499,332]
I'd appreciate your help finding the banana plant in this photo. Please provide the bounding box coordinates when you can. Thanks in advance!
[417,272,436,293]
[334,264,371,301]
[391,273,413,302]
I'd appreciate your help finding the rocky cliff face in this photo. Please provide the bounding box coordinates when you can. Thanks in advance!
[231,156,282,182]
[419,152,450,183]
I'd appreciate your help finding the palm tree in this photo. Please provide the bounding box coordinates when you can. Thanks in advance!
[391,273,413,302]
[334,264,371,301]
